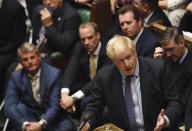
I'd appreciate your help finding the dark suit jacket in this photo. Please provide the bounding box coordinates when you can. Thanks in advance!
[136,28,160,56]
[4,63,63,129]
[32,1,81,54]
[147,8,172,27]
[179,12,192,33]
[83,57,182,131]
[104,28,160,57]
[163,51,192,106]
[63,40,112,96]
[0,0,26,68]
[185,88,192,130]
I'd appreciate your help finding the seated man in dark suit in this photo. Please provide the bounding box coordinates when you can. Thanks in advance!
[60,22,112,113]
[154,27,192,127]
[4,42,74,131]
[185,90,192,130]
[81,35,182,131]
[32,0,81,57]
[133,0,172,27]
[105,5,160,57]
[154,27,192,106]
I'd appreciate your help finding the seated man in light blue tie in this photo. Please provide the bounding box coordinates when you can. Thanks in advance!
[4,42,74,131]
[81,35,182,131]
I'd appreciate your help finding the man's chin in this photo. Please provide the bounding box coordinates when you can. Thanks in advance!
[124,70,134,76]
[171,57,178,62]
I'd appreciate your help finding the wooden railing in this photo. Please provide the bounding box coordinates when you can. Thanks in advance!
[146,23,192,50]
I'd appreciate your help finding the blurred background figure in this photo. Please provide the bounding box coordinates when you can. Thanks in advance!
[0,0,26,101]
[158,0,187,27]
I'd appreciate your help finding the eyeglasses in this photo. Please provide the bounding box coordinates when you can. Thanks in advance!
[163,47,176,53]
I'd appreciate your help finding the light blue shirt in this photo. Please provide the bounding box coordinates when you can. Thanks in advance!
[120,59,144,131]
[120,59,170,130]
[179,48,188,64]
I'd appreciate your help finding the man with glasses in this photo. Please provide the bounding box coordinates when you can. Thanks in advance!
[154,27,192,127]
[60,22,112,114]
[154,27,192,73]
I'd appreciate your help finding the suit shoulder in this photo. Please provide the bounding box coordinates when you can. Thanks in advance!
[43,63,61,74]
[142,29,159,39]
[97,64,116,77]
[139,57,165,72]
[61,1,80,18]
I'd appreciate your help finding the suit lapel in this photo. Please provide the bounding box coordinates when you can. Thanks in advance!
[136,30,145,56]
[138,58,151,123]
[22,72,37,103]
[112,67,130,129]
[40,64,47,101]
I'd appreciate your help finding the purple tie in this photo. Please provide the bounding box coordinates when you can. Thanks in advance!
[124,76,138,131]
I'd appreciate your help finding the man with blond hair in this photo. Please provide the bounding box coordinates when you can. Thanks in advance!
[4,42,74,131]
[81,35,182,131]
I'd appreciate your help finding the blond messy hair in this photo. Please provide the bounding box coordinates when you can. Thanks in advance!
[17,42,37,59]
[106,35,136,59]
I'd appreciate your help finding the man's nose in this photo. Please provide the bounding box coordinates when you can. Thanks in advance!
[84,38,89,45]
[124,59,130,67]
[123,23,128,29]
[166,52,172,57]
[28,58,32,63]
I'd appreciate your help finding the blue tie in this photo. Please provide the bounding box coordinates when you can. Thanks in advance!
[125,76,138,131]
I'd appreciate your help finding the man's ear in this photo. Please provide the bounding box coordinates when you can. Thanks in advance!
[179,39,185,47]
[96,32,101,40]
[143,3,149,13]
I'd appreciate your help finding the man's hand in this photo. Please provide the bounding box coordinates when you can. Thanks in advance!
[154,109,167,131]
[40,8,53,27]
[158,0,168,9]
[25,122,42,131]
[77,0,92,7]
[110,0,119,14]
[60,93,75,110]
[25,123,31,131]
[81,122,89,131]
[66,104,76,113]
[189,128,192,131]
[15,63,23,71]
[154,47,164,59]
[186,2,192,14]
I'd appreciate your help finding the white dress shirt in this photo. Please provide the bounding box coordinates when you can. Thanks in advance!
[61,42,102,99]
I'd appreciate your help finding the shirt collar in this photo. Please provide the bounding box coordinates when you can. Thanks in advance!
[143,12,154,26]
[28,68,41,78]
[133,28,144,44]
[88,41,101,56]
[0,0,3,9]
[120,58,139,80]
[17,0,27,8]
[179,48,188,64]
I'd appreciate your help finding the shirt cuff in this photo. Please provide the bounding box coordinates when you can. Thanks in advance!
[168,0,181,8]
[61,88,70,94]
[164,115,170,127]
[39,119,47,125]
[72,90,85,100]
[22,121,29,131]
